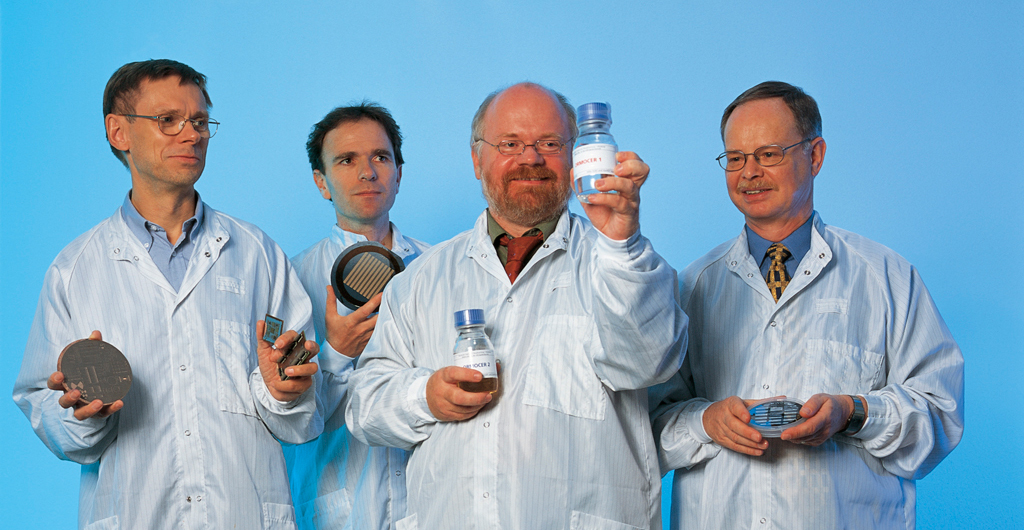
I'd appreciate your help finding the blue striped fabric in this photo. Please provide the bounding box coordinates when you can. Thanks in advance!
[13,202,322,529]
[347,211,688,529]
[284,223,429,529]
[651,213,964,530]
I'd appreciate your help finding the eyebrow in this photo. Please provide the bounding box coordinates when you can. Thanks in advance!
[148,107,210,119]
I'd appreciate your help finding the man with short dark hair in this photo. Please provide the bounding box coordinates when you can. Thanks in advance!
[284,102,429,529]
[13,59,322,529]
[347,82,686,528]
[651,81,964,530]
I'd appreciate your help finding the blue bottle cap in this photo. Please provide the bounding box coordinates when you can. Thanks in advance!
[454,309,485,328]
[576,102,612,124]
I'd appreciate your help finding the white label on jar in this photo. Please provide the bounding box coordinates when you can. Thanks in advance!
[454,349,498,378]
[572,143,618,178]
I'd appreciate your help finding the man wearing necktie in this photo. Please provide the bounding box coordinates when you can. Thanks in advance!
[650,81,964,530]
[346,82,686,528]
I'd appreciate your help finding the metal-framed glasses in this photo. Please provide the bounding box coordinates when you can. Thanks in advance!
[122,114,220,138]
[476,138,568,156]
[716,138,811,171]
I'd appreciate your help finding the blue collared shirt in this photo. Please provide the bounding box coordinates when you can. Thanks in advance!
[120,192,203,291]
[745,214,813,279]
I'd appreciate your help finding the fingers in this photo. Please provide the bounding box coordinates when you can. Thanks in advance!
[427,367,492,421]
[325,286,340,318]
[47,371,65,391]
[614,151,649,182]
[88,330,103,341]
[270,360,318,401]
[356,293,383,317]
[704,396,768,456]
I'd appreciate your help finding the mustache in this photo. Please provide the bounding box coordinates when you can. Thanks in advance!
[503,165,559,183]
[736,179,777,192]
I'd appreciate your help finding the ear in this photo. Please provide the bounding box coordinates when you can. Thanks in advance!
[471,144,482,181]
[313,169,332,201]
[106,114,130,152]
[395,165,403,192]
[810,137,826,177]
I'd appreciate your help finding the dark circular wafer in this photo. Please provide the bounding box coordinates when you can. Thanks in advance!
[331,241,405,310]
[58,339,132,405]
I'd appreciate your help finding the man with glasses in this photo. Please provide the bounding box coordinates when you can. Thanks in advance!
[346,82,686,528]
[13,59,322,529]
[650,81,964,530]
[283,102,430,529]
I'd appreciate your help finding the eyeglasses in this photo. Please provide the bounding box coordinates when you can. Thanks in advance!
[122,114,220,138]
[716,138,811,171]
[476,138,569,156]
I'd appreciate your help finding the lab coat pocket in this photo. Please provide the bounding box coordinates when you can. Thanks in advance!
[804,339,884,395]
[522,315,607,421]
[84,515,119,530]
[396,513,418,530]
[214,318,258,417]
[262,501,298,530]
[303,488,352,529]
[570,510,643,530]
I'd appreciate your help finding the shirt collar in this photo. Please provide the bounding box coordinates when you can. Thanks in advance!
[120,191,204,247]
[485,209,558,247]
[745,213,814,266]
[329,221,417,258]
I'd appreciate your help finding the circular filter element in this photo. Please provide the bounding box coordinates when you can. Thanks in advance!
[332,241,406,311]
[748,397,806,438]
[57,339,132,405]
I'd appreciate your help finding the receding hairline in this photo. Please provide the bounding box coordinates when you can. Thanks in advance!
[471,82,577,148]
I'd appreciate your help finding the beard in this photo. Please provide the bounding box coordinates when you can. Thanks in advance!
[481,164,573,228]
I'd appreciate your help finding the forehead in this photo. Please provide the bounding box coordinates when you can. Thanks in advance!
[482,85,571,139]
[323,119,394,154]
[723,98,799,149]
[132,76,208,113]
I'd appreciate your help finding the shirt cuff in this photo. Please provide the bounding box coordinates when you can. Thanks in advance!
[594,228,644,261]
[692,402,714,444]
[407,373,436,425]
[323,335,361,362]
[252,369,310,411]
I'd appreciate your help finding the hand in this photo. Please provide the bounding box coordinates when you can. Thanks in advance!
[577,151,649,241]
[702,396,769,456]
[49,330,123,420]
[780,393,854,446]
[425,366,493,421]
[257,320,319,402]
[325,286,380,358]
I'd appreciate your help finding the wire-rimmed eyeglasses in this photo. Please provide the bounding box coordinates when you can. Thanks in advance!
[716,138,811,171]
[122,114,220,138]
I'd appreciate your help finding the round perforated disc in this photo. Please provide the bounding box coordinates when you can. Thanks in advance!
[57,339,132,405]
[331,241,405,310]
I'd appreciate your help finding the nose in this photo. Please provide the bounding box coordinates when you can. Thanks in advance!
[179,120,202,143]
[359,162,377,181]
[739,153,763,180]
[515,144,545,165]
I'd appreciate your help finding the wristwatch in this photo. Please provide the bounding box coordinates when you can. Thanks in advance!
[841,395,866,436]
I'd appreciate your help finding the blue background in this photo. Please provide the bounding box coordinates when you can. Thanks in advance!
[2,1,1020,528]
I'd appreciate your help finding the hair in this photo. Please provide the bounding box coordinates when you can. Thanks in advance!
[306,101,404,173]
[470,82,578,151]
[103,59,212,167]
[720,81,822,142]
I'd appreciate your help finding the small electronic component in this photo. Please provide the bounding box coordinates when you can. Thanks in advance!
[331,241,405,310]
[277,331,313,381]
[58,339,133,405]
[748,397,806,437]
[263,314,284,343]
